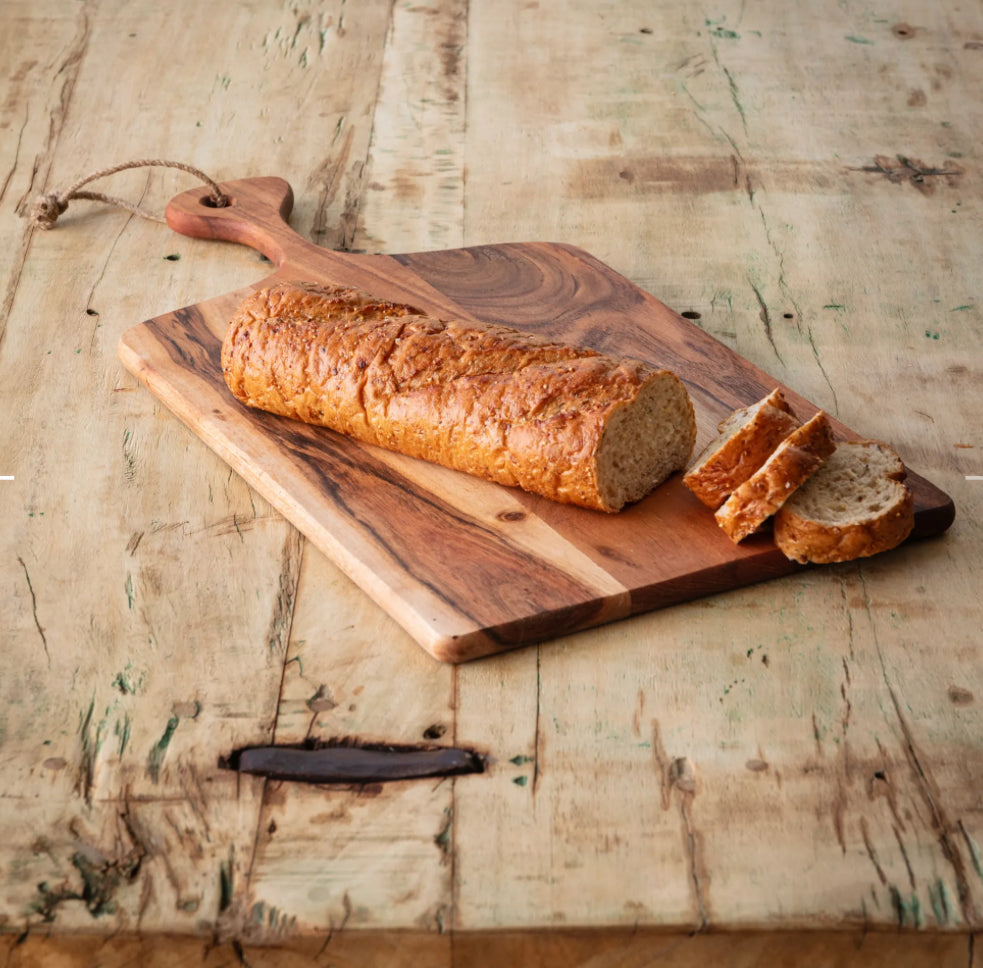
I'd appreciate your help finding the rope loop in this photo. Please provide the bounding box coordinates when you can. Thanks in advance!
[28,159,228,229]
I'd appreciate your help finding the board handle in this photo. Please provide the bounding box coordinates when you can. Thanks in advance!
[165,176,316,267]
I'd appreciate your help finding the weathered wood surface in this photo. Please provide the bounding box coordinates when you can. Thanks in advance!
[1,0,981,963]
[119,176,954,662]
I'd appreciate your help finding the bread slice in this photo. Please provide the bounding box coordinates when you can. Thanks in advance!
[683,388,801,508]
[773,441,914,563]
[222,282,697,513]
[714,411,836,542]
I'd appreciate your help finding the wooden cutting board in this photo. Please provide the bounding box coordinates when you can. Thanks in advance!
[117,177,955,663]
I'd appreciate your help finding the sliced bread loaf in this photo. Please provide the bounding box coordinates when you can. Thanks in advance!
[683,388,801,508]
[773,441,914,563]
[714,411,836,543]
[222,282,697,513]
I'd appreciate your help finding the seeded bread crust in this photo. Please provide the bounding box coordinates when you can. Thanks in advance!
[714,411,836,542]
[221,282,697,512]
[683,388,801,509]
[773,441,914,563]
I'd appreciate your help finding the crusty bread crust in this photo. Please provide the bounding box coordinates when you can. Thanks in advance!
[714,411,836,542]
[221,282,696,512]
[683,388,800,509]
[773,441,914,563]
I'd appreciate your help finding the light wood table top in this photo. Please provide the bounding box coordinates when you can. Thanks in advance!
[1,1,980,965]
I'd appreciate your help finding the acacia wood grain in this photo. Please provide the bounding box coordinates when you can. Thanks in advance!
[118,177,954,662]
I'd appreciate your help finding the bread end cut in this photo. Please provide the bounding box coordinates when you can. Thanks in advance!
[594,370,697,512]
[773,440,915,563]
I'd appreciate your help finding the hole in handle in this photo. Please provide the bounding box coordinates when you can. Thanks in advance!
[200,192,232,209]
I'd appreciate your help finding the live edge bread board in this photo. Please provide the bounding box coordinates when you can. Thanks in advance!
[117,177,954,663]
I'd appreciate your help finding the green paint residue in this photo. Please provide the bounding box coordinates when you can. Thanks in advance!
[219,855,234,912]
[702,16,740,39]
[823,303,846,311]
[846,35,874,44]
[112,663,145,695]
[147,715,180,782]
[928,878,953,925]
[910,893,923,928]
[951,304,973,312]
[925,329,940,340]
[115,714,131,756]
[890,886,923,927]
[77,697,110,802]
[512,775,529,787]
[31,850,140,920]
[965,830,983,882]
[249,899,295,933]
[434,808,453,855]
[509,754,534,766]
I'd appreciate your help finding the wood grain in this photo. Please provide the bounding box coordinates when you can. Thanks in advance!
[119,177,953,662]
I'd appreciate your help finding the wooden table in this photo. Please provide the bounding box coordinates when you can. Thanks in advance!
[2,1,980,964]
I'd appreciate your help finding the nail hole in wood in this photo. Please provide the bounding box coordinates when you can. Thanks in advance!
[681,311,702,320]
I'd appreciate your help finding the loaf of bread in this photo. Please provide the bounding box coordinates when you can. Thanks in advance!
[221,282,697,512]
[714,411,836,542]
[683,388,801,509]
[773,441,914,563]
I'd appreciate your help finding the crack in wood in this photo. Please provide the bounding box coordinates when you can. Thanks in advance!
[848,155,964,193]
[652,721,709,930]
[17,556,49,667]
[265,528,304,657]
[858,570,982,927]
[861,816,887,885]
[748,278,783,364]
[0,105,29,206]
[531,647,542,796]
[2,8,90,353]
